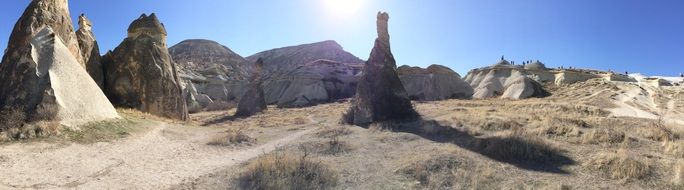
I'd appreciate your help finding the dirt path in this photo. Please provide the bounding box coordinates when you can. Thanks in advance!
[0,122,315,189]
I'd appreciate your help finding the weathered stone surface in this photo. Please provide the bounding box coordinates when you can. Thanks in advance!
[342,12,419,126]
[466,59,551,99]
[0,27,119,126]
[235,58,267,117]
[1,0,84,69]
[170,39,249,81]
[76,14,104,89]
[103,13,188,120]
[398,64,474,101]
[246,40,363,74]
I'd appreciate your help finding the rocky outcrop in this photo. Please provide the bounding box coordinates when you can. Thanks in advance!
[76,14,104,88]
[398,65,474,101]
[246,40,363,74]
[103,13,188,120]
[524,61,547,71]
[2,0,84,68]
[0,27,119,126]
[0,0,117,126]
[466,60,549,100]
[235,59,267,117]
[342,12,419,126]
[170,39,250,81]
[263,59,362,108]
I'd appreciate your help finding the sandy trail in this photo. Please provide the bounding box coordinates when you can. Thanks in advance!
[0,122,315,189]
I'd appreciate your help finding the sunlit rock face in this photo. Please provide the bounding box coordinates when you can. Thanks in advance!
[342,12,420,126]
[1,0,85,68]
[244,40,364,108]
[103,13,188,120]
[0,0,118,126]
[76,14,104,89]
[398,64,474,101]
[0,27,119,126]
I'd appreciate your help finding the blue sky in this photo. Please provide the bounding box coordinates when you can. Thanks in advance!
[1,0,683,76]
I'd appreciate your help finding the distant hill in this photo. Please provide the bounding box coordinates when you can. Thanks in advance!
[246,40,364,74]
[169,39,250,81]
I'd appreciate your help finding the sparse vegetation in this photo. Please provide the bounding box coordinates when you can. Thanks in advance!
[208,127,256,146]
[401,154,466,189]
[582,128,626,145]
[476,134,568,163]
[61,119,137,144]
[235,149,337,190]
[584,150,651,180]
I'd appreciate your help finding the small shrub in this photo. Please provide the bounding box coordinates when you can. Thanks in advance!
[664,141,684,158]
[476,134,567,163]
[235,150,337,190]
[401,154,466,189]
[293,117,309,125]
[480,117,522,131]
[584,150,650,180]
[30,103,59,122]
[0,109,26,131]
[316,127,352,139]
[582,129,625,145]
[674,160,684,185]
[208,127,255,146]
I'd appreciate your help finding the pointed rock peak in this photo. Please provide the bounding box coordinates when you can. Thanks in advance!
[127,12,167,39]
[78,14,93,31]
[376,11,390,45]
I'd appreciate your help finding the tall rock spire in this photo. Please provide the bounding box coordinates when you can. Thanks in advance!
[342,12,419,126]
[103,13,189,121]
[1,0,85,68]
[0,0,119,127]
[76,14,104,89]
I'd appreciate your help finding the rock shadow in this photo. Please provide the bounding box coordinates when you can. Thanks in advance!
[364,119,575,174]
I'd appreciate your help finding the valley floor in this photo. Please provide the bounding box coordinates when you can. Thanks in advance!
[0,79,683,189]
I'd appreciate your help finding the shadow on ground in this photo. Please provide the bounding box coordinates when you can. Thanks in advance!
[362,119,575,174]
[201,115,247,126]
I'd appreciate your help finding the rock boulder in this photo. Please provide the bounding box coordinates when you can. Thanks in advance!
[398,64,474,101]
[76,14,104,88]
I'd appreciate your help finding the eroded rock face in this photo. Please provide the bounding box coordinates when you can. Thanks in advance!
[235,59,267,117]
[2,0,84,68]
[103,13,188,120]
[76,14,104,88]
[263,59,362,108]
[398,65,474,101]
[342,12,419,126]
[0,27,119,126]
[465,60,550,100]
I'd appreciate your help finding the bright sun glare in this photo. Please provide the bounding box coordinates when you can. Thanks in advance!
[323,0,364,17]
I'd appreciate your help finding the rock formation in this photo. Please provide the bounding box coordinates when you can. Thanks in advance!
[466,60,549,100]
[235,59,267,117]
[0,27,119,126]
[342,12,419,126]
[246,40,363,74]
[263,59,363,108]
[0,0,117,126]
[1,0,85,68]
[398,65,474,101]
[76,14,104,88]
[170,39,250,81]
[103,13,188,120]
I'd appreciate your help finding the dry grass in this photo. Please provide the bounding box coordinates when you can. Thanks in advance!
[61,119,137,144]
[674,160,684,185]
[315,126,352,139]
[664,141,684,158]
[293,117,309,125]
[207,127,256,146]
[582,129,626,145]
[400,154,466,189]
[476,134,568,164]
[235,149,337,190]
[584,150,651,180]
